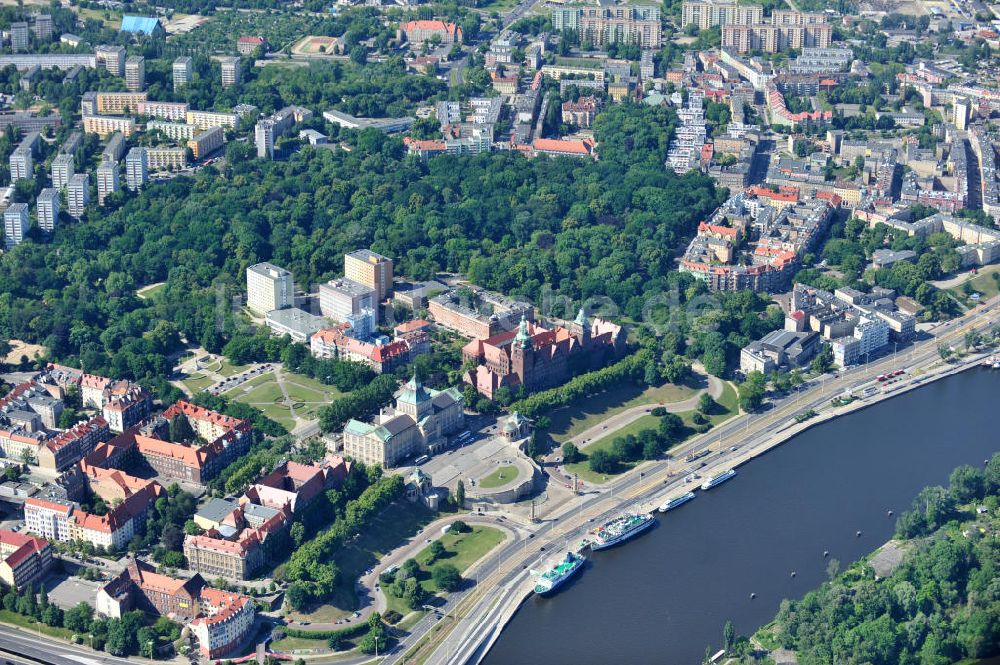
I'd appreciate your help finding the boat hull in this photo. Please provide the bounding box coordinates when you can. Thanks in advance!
[534,561,584,596]
[659,492,696,512]
[701,470,736,490]
[590,516,656,550]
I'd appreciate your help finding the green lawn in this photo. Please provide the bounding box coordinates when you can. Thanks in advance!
[478,465,519,489]
[564,415,660,483]
[546,379,698,443]
[0,610,76,641]
[384,526,505,614]
[240,382,286,404]
[564,382,739,485]
[217,359,252,377]
[291,501,441,621]
[270,634,330,650]
[136,282,166,301]
[180,373,215,395]
[949,265,1000,302]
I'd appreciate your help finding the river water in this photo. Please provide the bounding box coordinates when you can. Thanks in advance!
[481,368,1000,665]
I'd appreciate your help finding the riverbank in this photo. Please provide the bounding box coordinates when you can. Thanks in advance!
[431,327,998,665]
[479,364,1000,665]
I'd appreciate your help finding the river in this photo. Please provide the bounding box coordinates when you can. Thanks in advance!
[481,367,1000,665]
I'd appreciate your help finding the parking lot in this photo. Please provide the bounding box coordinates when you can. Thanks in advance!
[45,569,105,610]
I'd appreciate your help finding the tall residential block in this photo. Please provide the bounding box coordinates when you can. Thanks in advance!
[96,160,120,205]
[9,147,32,182]
[173,56,192,90]
[254,119,276,160]
[681,0,762,30]
[125,147,148,191]
[67,173,89,218]
[319,278,377,325]
[220,56,241,88]
[246,262,294,315]
[36,188,60,232]
[551,6,662,48]
[187,126,224,160]
[3,203,29,249]
[51,153,74,190]
[96,45,126,76]
[10,22,30,52]
[344,249,393,301]
[125,56,145,92]
[33,14,52,40]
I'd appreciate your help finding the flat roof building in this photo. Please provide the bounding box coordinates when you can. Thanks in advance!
[36,188,60,232]
[246,262,294,316]
[344,249,393,300]
[173,56,192,91]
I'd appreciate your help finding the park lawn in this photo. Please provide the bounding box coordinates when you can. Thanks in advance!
[564,385,738,485]
[0,610,75,641]
[950,265,1000,301]
[284,382,327,404]
[258,404,296,430]
[547,379,698,443]
[411,526,506,594]
[180,373,215,395]
[217,359,253,377]
[240,382,286,404]
[76,6,120,27]
[282,370,346,397]
[564,414,660,484]
[478,465,519,489]
[270,634,330,650]
[292,501,441,621]
[707,381,740,425]
[475,0,520,10]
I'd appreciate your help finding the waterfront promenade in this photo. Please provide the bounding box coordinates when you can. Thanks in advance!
[401,296,1000,665]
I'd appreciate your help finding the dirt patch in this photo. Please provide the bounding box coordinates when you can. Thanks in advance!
[4,340,46,365]
[291,35,342,55]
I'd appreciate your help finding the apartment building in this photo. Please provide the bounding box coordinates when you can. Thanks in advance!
[33,14,52,41]
[3,203,28,249]
[103,132,126,162]
[0,54,95,70]
[681,0,762,30]
[96,560,256,659]
[246,262,294,315]
[125,147,148,191]
[83,115,137,137]
[173,56,192,90]
[24,480,161,551]
[10,22,29,52]
[220,56,241,88]
[188,126,224,160]
[67,173,89,218]
[139,101,190,123]
[146,147,187,171]
[125,56,144,92]
[37,416,109,471]
[96,45,126,76]
[561,96,599,128]
[147,120,197,142]
[95,92,147,115]
[722,11,832,53]
[551,6,662,48]
[96,160,120,205]
[186,110,238,130]
[9,146,32,181]
[311,326,428,373]
[0,530,52,590]
[36,188,60,232]
[344,249,393,300]
[51,152,73,189]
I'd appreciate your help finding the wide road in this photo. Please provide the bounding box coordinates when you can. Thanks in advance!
[416,298,999,665]
[0,623,138,665]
